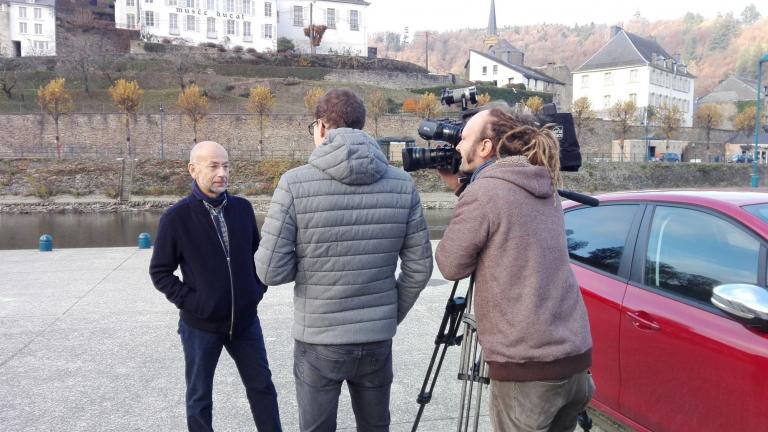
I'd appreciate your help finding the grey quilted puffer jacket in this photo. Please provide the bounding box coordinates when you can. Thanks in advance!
[255,128,433,344]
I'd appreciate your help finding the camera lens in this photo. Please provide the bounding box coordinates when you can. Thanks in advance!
[418,120,463,146]
[402,146,459,172]
[435,123,463,146]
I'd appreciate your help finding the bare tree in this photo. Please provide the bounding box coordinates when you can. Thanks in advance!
[658,103,683,141]
[570,96,595,140]
[61,28,116,97]
[609,99,638,161]
[171,53,194,91]
[0,60,21,100]
[694,104,724,145]
[658,103,684,158]
[367,91,388,138]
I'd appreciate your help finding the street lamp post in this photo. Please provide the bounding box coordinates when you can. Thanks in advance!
[644,106,650,162]
[159,105,165,160]
[751,54,768,187]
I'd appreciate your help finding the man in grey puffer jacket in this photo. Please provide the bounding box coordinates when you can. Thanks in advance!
[256,88,433,431]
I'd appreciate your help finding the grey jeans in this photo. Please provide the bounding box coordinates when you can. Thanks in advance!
[293,339,393,432]
[489,370,595,432]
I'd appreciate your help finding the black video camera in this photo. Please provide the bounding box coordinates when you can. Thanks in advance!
[402,87,582,173]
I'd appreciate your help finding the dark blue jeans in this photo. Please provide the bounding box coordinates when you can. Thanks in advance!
[294,339,393,432]
[178,317,282,432]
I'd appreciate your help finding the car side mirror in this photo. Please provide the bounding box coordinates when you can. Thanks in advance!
[711,284,768,331]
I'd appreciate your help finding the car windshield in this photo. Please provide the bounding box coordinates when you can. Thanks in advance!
[743,203,768,223]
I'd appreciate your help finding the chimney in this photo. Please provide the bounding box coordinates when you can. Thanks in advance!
[610,25,622,38]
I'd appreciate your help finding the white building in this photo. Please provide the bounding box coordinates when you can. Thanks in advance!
[276,0,369,55]
[572,27,696,127]
[114,0,369,55]
[0,0,56,57]
[466,48,565,94]
[115,0,279,52]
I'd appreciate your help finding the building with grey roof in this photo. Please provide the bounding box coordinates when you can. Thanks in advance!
[698,75,763,130]
[572,26,696,126]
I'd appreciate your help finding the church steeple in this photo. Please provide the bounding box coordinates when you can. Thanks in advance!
[488,0,497,36]
[484,0,499,50]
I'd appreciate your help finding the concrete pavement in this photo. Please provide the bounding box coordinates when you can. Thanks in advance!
[0,244,598,431]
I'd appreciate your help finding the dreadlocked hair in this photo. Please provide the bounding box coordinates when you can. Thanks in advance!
[486,108,563,190]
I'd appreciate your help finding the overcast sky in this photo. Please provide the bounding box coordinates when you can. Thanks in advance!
[366,0,762,33]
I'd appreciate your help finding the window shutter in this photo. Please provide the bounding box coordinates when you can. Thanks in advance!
[196,17,200,32]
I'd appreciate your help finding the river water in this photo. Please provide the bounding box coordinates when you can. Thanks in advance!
[0,209,455,250]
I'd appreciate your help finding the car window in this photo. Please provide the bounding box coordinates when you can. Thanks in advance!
[644,206,760,305]
[565,205,639,275]
[743,203,768,224]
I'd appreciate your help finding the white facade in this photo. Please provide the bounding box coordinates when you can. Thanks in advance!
[114,0,369,55]
[115,0,278,51]
[1,0,56,57]
[276,0,368,55]
[467,50,560,93]
[572,65,695,127]
[572,29,696,128]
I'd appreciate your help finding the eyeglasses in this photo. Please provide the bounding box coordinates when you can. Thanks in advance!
[308,120,318,136]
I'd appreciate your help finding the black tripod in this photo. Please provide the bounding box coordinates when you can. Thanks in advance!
[411,275,593,432]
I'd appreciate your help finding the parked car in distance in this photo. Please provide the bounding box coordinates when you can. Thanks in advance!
[656,152,680,163]
[729,153,754,163]
[563,191,768,432]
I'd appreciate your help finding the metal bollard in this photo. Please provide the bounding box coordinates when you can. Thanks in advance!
[39,234,53,252]
[138,232,152,249]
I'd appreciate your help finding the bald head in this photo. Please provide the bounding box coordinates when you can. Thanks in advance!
[190,141,227,164]
[188,141,230,198]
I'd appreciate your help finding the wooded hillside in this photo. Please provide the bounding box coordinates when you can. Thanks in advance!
[370,7,768,98]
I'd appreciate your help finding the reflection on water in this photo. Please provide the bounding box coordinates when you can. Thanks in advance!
[0,209,454,250]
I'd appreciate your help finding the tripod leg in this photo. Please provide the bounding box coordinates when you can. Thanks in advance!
[455,323,472,431]
[412,281,466,432]
[471,359,487,432]
[577,410,593,431]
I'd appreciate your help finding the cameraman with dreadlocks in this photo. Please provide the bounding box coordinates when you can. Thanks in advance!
[435,107,594,432]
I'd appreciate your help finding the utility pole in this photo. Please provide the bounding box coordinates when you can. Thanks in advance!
[309,1,315,55]
[425,32,429,72]
[159,105,165,160]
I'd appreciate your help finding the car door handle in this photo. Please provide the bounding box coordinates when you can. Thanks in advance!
[625,310,661,331]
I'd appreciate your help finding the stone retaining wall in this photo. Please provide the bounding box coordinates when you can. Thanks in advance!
[0,113,739,160]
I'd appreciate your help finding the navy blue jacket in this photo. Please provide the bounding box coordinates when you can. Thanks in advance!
[149,193,267,335]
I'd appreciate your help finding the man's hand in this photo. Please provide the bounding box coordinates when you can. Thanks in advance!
[437,168,461,193]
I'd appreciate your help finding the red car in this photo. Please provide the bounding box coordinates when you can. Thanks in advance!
[563,191,768,432]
